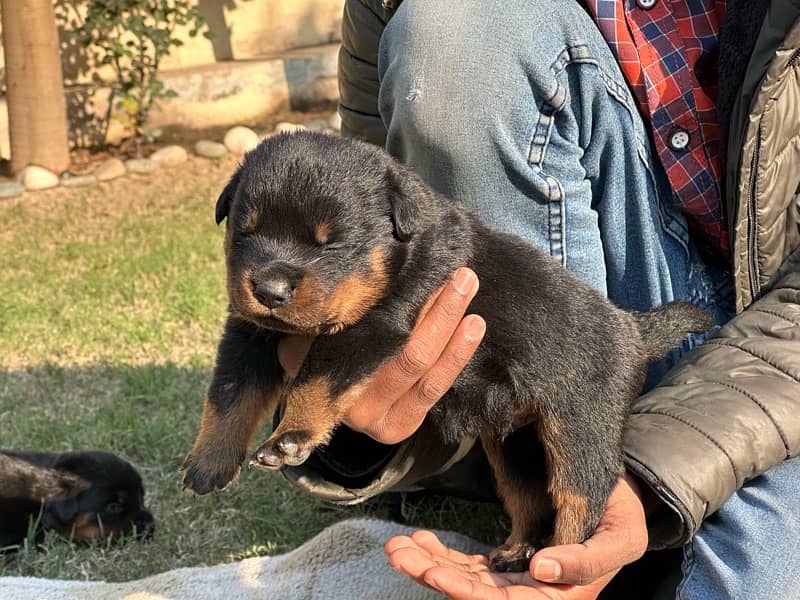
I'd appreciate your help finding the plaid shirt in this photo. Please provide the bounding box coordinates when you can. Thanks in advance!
[586,0,728,257]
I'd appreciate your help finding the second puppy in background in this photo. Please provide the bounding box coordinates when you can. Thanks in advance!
[1,450,154,551]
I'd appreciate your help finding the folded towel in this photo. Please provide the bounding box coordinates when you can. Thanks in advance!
[0,518,491,599]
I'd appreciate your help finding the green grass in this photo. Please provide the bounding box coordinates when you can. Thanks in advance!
[0,156,505,581]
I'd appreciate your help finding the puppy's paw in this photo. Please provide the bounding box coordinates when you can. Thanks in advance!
[488,542,537,573]
[181,447,244,495]
[249,430,314,470]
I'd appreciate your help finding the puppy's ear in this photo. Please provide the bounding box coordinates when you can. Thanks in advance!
[386,164,425,242]
[43,496,80,527]
[216,169,242,225]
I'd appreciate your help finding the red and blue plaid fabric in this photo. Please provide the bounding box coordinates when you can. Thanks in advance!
[585,0,729,257]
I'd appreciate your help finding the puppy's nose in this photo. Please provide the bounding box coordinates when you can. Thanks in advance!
[133,510,155,539]
[253,278,296,308]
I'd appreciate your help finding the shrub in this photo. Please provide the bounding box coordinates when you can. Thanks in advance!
[66,0,210,153]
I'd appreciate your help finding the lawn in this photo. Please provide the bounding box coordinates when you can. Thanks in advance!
[0,150,505,581]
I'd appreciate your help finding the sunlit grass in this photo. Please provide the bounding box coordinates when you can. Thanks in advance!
[0,155,504,581]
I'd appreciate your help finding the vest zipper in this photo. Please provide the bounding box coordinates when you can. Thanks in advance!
[742,49,799,305]
[746,124,762,303]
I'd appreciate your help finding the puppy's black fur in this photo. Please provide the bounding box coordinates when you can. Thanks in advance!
[182,132,712,571]
[0,450,154,550]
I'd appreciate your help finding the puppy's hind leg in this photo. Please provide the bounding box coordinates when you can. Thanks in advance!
[536,403,624,548]
[481,427,553,573]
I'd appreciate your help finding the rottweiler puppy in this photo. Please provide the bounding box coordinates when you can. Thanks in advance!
[182,131,712,572]
[0,450,154,550]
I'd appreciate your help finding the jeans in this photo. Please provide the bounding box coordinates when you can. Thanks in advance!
[377,0,800,597]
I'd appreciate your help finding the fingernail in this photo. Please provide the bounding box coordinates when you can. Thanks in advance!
[465,316,486,342]
[453,268,476,295]
[533,558,562,582]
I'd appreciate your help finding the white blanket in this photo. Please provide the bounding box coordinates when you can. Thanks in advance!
[1,519,490,599]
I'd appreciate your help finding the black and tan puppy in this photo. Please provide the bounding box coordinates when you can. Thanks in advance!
[0,450,154,550]
[182,131,712,571]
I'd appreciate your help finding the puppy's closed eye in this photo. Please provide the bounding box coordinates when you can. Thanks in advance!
[240,211,260,236]
[314,223,331,245]
[105,501,125,515]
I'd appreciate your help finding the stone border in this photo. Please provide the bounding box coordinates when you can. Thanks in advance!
[0,112,341,200]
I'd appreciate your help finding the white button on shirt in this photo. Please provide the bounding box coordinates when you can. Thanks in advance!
[669,129,691,151]
[636,0,658,9]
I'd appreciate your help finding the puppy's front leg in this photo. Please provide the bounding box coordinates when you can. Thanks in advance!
[182,316,284,495]
[249,318,407,470]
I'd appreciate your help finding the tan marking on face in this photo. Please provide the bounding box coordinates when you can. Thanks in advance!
[227,262,329,332]
[322,247,389,328]
[227,267,264,319]
[275,274,326,327]
[224,236,389,333]
[244,208,260,235]
[57,512,119,542]
[315,222,331,244]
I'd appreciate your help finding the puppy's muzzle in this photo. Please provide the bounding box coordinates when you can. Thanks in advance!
[132,509,155,540]
[251,262,303,309]
[253,277,296,308]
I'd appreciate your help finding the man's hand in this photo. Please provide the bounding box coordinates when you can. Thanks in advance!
[277,267,485,444]
[384,474,648,599]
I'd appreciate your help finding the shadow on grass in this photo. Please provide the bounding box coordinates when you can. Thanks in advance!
[0,363,507,581]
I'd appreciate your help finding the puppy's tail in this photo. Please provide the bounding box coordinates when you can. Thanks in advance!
[633,301,714,360]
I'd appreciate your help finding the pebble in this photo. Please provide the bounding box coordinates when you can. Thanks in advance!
[125,158,158,174]
[195,140,228,159]
[223,126,259,156]
[327,112,342,131]
[304,118,329,132]
[20,165,59,190]
[0,182,25,198]
[60,174,97,188]
[150,145,188,167]
[273,122,307,135]
[95,158,127,181]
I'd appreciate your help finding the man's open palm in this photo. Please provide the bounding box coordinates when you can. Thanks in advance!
[385,475,647,599]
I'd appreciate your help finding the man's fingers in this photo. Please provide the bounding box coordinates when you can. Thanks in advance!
[411,530,489,567]
[385,535,445,589]
[345,268,479,433]
[386,546,437,580]
[387,267,479,382]
[412,315,486,408]
[422,566,501,600]
[385,535,420,556]
[372,314,485,444]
